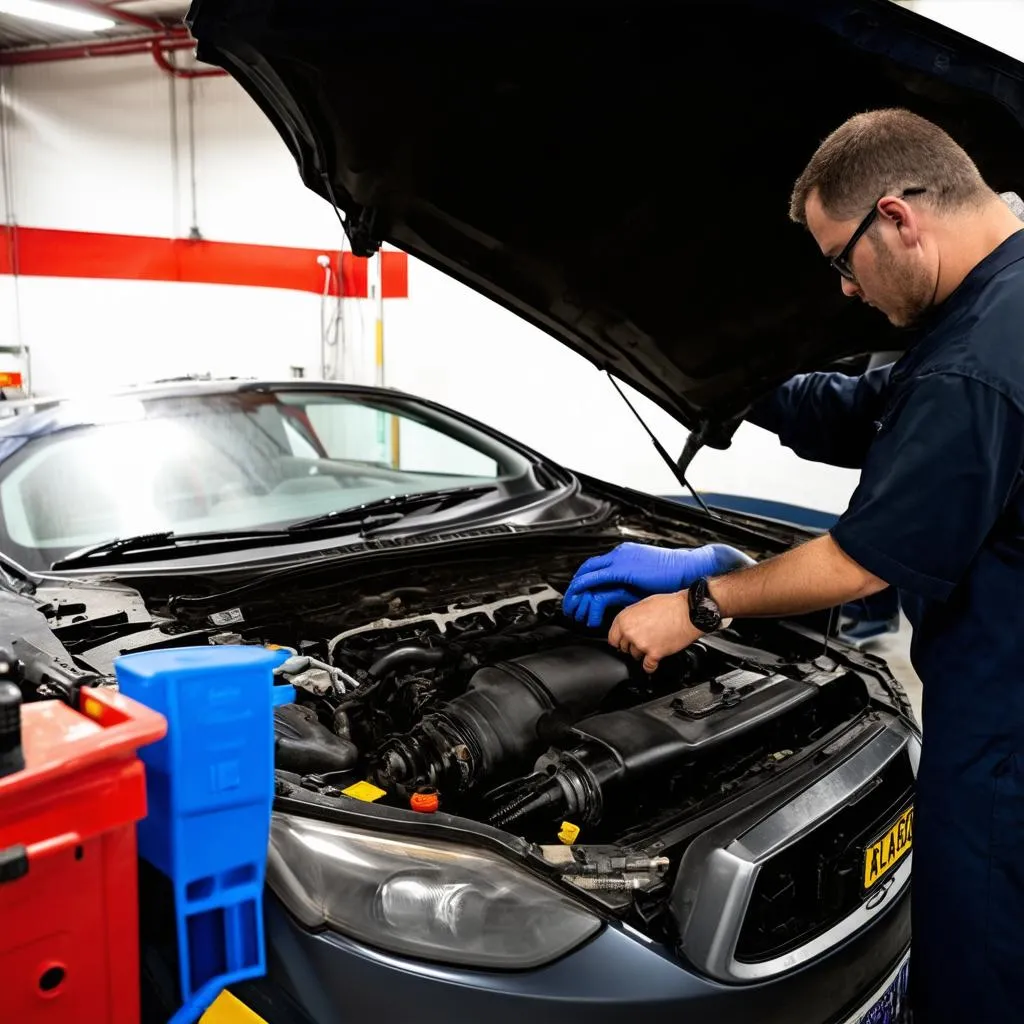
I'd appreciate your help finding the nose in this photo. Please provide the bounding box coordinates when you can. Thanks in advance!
[841,276,861,299]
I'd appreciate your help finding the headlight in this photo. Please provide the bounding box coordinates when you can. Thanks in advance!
[268,814,602,969]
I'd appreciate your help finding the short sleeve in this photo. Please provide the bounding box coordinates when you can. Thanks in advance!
[830,372,1024,602]
[747,365,893,469]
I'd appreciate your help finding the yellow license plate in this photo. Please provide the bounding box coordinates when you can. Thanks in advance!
[863,805,913,890]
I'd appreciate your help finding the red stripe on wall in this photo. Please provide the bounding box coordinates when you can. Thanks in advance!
[0,226,409,299]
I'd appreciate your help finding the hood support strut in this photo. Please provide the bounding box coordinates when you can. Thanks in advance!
[606,374,716,519]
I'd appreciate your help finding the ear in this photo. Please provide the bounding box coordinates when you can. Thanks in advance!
[877,195,922,249]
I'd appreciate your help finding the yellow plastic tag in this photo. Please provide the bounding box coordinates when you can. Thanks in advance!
[342,780,387,803]
[558,821,581,845]
[200,991,269,1023]
[82,696,103,721]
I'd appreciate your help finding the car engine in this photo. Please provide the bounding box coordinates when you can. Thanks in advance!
[246,580,879,853]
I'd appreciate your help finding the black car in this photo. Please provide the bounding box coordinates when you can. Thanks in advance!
[0,375,916,1024]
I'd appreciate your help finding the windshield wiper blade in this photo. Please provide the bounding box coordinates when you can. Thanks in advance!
[285,485,499,534]
[50,486,502,570]
[50,528,299,570]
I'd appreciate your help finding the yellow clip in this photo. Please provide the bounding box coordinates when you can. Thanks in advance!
[342,780,387,803]
[200,991,268,1023]
[558,821,581,845]
[82,696,103,722]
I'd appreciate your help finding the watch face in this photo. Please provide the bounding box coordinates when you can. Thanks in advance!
[693,605,721,632]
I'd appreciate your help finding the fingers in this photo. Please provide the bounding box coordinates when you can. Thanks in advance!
[563,586,640,627]
[608,613,623,649]
[584,593,606,630]
[563,566,623,599]
[613,629,660,672]
[607,594,690,674]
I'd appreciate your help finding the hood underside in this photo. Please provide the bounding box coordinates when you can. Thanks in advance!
[187,0,1024,435]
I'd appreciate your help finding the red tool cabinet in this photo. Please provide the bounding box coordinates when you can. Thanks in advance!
[0,687,166,1024]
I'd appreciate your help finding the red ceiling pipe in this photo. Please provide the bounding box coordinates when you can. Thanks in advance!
[0,32,193,65]
[151,43,225,79]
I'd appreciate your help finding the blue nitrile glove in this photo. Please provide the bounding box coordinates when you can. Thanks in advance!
[561,542,755,628]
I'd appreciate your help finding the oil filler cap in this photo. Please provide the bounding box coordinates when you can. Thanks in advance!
[410,788,440,814]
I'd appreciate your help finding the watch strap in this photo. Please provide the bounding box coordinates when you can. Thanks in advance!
[688,576,722,633]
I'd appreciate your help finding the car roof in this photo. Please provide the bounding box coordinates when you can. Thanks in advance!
[0,377,411,439]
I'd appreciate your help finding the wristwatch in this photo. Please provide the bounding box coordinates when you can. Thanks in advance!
[687,576,723,634]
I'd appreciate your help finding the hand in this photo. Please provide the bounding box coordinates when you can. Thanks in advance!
[562,542,754,628]
[608,591,704,673]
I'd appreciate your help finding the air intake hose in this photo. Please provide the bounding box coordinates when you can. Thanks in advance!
[370,646,630,797]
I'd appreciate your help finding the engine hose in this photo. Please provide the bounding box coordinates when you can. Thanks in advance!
[368,645,447,679]
[370,646,631,798]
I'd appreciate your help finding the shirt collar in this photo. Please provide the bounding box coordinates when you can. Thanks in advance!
[892,227,1024,379]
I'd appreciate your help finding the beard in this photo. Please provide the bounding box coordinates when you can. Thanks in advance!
[872,239,934,327]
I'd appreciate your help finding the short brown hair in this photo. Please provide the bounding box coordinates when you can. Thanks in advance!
[789,108,992,224]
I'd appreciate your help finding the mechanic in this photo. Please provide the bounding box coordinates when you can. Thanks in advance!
[562,108,1024,1023]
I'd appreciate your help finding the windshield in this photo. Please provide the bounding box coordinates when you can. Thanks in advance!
[0,389,536,571]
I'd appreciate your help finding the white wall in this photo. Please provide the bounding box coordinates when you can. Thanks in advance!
[0,56,379,394]
[0,48,867,514]
[894,1,1024,62]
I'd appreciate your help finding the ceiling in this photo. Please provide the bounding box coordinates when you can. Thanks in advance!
[0,1,190,56]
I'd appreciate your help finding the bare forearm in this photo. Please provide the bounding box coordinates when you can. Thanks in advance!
[710,534,887,618]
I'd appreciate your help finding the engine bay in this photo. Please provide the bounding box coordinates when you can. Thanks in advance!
[28,530,910,947]
[40,538,901,853]
[256,582,870,840]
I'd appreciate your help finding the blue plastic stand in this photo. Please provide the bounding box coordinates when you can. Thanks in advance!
[114,645,290,1024]
[272,682,297,706]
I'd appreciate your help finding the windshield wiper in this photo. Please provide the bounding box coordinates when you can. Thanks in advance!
[285,485,499,533]
[50,486,501,571]
[50,528,304,571]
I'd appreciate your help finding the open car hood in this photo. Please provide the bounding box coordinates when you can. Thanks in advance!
[186,0,1024,443]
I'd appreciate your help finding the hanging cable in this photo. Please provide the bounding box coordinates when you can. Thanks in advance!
[168,71,181,238]
[186,74,201,240]
[318,255,334,378]
[822,605,839,659]
[334,246,346,380]
[318,175,351,381]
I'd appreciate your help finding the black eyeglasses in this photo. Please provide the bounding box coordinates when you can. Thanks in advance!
[830,187,927,281]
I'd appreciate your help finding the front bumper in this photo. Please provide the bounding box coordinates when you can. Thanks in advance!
[224,886,909,1024]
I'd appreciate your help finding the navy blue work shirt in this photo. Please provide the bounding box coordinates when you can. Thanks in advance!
[750,228,1024,1021]
[751,230,1024,751]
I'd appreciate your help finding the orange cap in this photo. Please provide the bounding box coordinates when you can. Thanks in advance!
[410,789,440,813]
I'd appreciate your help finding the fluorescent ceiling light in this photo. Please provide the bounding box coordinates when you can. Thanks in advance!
[0,0,116,32]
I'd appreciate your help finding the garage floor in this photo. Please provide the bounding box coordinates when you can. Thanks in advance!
[865,617,923,726]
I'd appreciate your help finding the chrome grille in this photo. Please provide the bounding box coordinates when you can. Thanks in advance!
[671,717,919,982]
